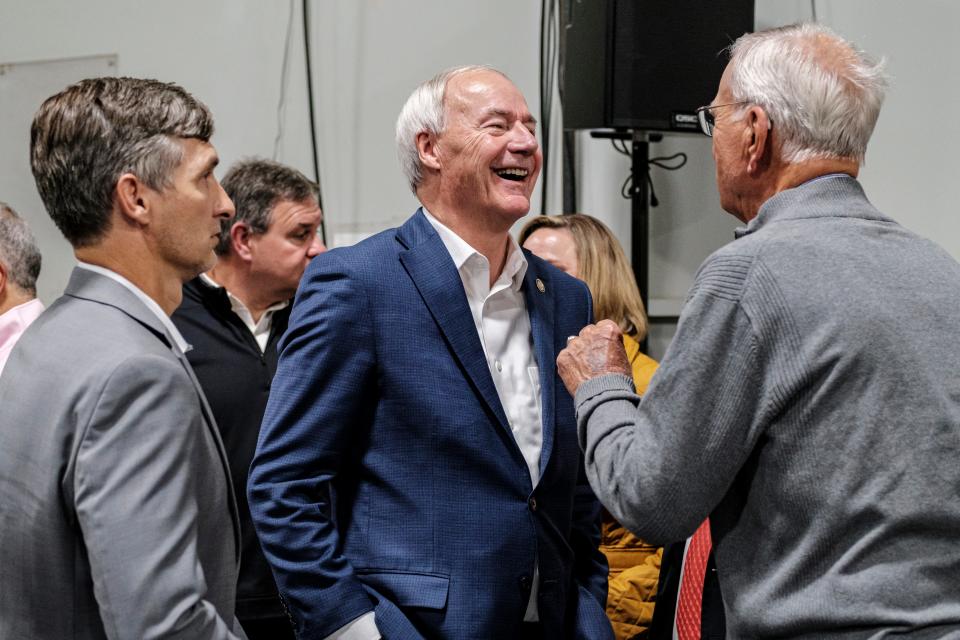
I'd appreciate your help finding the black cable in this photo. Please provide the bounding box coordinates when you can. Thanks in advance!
[539,0,549,213]
[302,0,327,244]
[539,0,562,214]
[557,3,576,213]
[811,0,818,22]
[610,138,630,157]
[649,152,687,170]
[620,172,633,200]
[617,151,688,205]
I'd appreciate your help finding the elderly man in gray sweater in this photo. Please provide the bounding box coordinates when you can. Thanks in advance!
[559,23,960,639]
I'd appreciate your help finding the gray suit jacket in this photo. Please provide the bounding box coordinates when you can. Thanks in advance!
[0,267,245,639]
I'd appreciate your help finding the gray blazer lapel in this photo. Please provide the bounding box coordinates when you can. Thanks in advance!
[65,267,242,558]
[64,267,172,347]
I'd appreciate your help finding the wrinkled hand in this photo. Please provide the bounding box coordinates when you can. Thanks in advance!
[557,319,632,397]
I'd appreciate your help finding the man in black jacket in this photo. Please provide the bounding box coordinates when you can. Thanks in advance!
[173,158,325,640]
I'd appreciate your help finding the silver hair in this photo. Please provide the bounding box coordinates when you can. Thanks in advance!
[0,203,42,296]
[728,23,888,164]
[394,65,506,193]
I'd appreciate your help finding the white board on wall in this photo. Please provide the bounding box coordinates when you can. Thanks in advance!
[0,54,117,304]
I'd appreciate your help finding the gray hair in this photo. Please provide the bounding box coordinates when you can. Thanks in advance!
[728,23,888,164]
[30,77,215,248]
[0,203,42,296]
[395,65,505,193]
[216,158,319,256]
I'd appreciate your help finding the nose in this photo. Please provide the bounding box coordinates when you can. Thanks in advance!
[216,180,235,220]
[507,122,538,155]
[307,233,327,258]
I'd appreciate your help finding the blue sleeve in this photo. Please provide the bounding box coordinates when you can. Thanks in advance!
[247,253,377,639]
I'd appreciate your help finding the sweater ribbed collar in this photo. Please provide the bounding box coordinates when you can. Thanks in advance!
[735,174,892,239]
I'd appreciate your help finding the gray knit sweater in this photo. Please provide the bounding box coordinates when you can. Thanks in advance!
[575,175,960,638]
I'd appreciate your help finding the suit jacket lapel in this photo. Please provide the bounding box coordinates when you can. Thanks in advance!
[521,258,557,480]
[65,267,242,558]
[397,211,514,438]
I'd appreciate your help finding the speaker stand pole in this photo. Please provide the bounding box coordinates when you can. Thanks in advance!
[630,130,650,320]
[588,128,663,354]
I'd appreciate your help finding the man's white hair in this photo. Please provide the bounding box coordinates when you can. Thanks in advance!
[728,23,888,164]
[395,65,506,193]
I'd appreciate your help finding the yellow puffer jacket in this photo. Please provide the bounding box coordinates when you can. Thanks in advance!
[601,334,660,640]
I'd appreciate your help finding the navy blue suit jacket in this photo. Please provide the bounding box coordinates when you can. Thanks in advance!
[248,210,612,639]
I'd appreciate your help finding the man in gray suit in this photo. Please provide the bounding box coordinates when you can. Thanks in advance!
[0,77,244,639]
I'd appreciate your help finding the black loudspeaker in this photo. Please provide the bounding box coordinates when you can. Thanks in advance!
[561,0,755,132]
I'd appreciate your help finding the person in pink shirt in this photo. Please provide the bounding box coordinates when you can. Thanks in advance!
[0,202,44,376]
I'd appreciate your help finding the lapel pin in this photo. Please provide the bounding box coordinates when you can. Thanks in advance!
[536,278,545,293]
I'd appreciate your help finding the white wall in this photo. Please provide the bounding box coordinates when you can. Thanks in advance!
[307,0,542,241]
[2,1,958,355]
[0,0,543,302]
[0,1,316,301]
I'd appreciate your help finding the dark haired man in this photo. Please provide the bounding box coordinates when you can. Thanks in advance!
[0,77,243,639]
[173,157,324,640]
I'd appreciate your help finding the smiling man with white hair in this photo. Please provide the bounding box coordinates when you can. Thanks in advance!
[559,23,960,638]
[249,65,613,639]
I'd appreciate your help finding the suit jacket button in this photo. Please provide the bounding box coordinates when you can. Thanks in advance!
[519,575,531,592]
[528,497,537,512]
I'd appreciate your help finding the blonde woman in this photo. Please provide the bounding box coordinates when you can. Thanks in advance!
[520,214,660,640]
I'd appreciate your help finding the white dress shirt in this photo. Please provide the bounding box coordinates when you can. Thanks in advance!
[424,208,543,622]
[423,209,544,485]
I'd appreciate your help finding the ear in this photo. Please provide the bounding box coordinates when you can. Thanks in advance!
[0,260,8,298]
[229,221,255,261]
[114,173,152,226]
[744,106,773,175]
[416,131,442,172]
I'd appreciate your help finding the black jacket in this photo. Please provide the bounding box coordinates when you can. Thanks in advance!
[172,277,290,622]
[647,542,725,640]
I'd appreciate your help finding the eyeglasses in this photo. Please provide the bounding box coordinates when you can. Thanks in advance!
[695,101,750,137]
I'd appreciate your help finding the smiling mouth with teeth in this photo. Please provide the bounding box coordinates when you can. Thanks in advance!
[495,168,529,181]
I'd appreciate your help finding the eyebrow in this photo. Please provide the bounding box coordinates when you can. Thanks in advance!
[199,155,220,175]
[485,108,538,125]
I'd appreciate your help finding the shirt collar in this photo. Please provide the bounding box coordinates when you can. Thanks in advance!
[0,298,44,344]
[199,272,288,330]
[76,262,192,354]
[422,207,528,292]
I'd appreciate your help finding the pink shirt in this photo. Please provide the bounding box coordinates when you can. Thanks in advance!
[0,298,45,376]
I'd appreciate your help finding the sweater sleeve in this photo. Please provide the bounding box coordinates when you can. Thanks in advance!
[574,254,766,544]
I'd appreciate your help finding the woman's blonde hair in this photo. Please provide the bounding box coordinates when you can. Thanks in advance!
[519,214,648,341]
